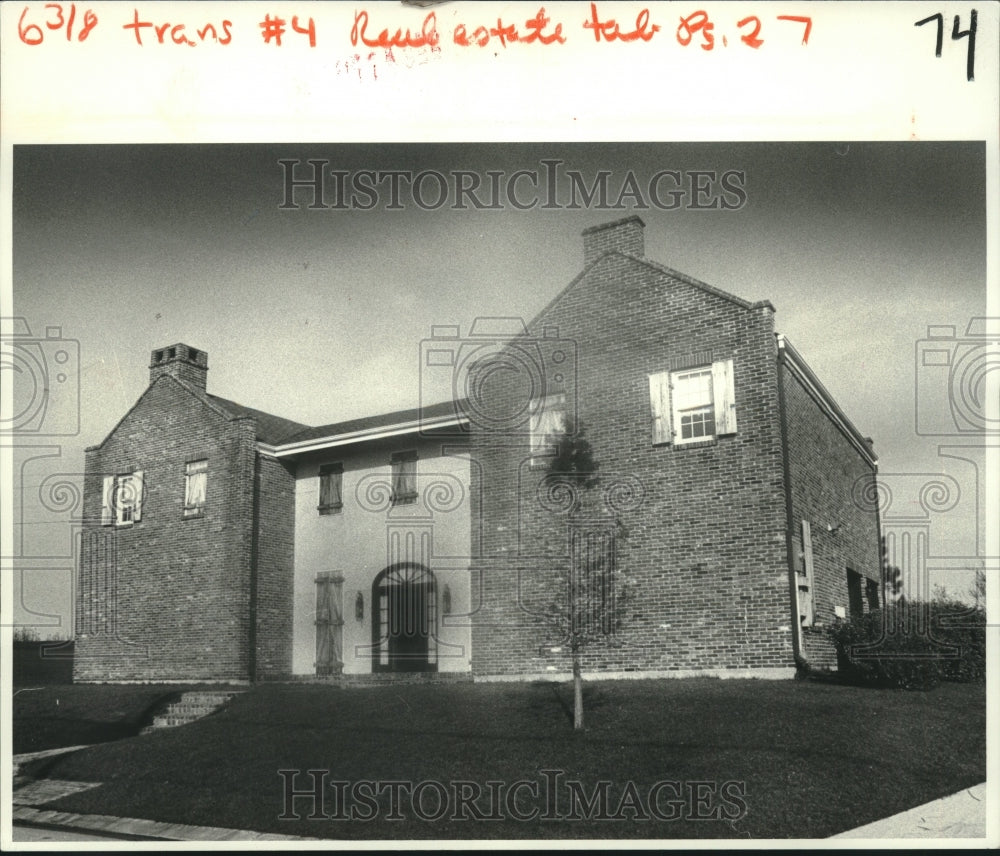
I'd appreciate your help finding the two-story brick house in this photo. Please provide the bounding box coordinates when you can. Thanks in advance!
[465,217,880,678]
[74,217,881,683]
[75,345,306,681]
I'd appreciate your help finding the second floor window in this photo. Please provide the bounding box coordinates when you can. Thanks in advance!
[184,460,207,518]
[101,471,144,527]
[391,451,418,505]
[318,463,344,514]
[529,393,567,462]
[672,368,716,442]
[648,358,737,446]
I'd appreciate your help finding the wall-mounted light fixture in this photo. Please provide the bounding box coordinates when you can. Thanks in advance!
[355,591,364,621]
[442,584,452,616]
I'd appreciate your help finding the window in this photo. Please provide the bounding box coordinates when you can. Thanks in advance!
[648,359,737,446]
[529,393,566,462]
[183,460,207,518]
[318,463,344,515]
[673,368,715,441]
[101,471,144,527]
[390,451,417,505]
[847,569,864,618]
[866,578,880,611]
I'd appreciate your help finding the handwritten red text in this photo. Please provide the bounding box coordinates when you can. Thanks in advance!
[453,7,565,47]
[583,2,660,42]
[19,4,97,44]
[259,14,316,47]
[350,9,439,49]
[122,8,232,46]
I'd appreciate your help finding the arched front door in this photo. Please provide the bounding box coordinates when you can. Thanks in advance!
[372,564,437,673]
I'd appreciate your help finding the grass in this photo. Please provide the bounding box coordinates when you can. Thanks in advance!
[12,683,238,754]
[14,678,986,840]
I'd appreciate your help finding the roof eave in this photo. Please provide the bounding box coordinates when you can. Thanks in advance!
[270,414,470,458]
[777,334,878,468]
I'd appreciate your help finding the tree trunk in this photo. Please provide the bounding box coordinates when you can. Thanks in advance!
[572,653,584,730]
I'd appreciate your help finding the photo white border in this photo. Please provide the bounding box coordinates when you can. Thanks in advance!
[2,1,997,849]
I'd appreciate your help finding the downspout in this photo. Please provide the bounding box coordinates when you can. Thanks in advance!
[776,336,806,670]
[248,451,261,683]
[873,457,885,603]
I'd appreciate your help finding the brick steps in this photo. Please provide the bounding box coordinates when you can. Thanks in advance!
[140,690,242,734]
[287,672,474,687]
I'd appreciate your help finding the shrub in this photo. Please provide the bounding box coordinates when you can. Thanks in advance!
[828,601,986,689]
[932,599,987,684]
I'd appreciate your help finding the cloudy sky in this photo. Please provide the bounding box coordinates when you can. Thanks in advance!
[10,142,987,631]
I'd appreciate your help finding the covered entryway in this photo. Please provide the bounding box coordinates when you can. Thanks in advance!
[372,563,437,672]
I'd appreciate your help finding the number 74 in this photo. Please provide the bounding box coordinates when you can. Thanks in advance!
[915,10,977,82]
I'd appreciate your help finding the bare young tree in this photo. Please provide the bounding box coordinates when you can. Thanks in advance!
[538,417,630,730]
[881,535,903,603]
[969,567,986,609]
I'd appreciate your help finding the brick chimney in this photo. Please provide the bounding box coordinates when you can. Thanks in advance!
[149,343,208,391]
[582,215,645,265]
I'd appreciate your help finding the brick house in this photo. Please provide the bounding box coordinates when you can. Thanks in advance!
[74,217,881,682]
[466,217,880,678]
[74,346,306,681]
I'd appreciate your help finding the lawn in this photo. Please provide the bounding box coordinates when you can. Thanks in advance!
[14,678,986,840]
[12,684,205,753]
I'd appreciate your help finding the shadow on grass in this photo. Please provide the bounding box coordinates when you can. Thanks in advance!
[13,688,188,754]
[540,680,615,727]
[543,681,573,725]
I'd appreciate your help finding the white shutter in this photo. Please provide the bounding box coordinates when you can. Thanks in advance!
[712,358,737,435]
[101,475,114,526]
[648,371,672,445]
[132,470,144,522]
[800,520,815,625]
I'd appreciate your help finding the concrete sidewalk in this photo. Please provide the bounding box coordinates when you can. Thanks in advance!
[12,805,318,841]
[830,783,987,839]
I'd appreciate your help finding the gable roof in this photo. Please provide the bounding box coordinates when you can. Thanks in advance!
[527,249,774,333]
[206,394,310,445]
[85,374,311,451]
[777,335,877,467]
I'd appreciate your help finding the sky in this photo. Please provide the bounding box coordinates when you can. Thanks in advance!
[9,141,989,633]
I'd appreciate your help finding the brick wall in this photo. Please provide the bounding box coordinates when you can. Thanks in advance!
[253,454,296,679]
[582,216,646,265]
[74,376,257,681]
[780,357,881,668]
[471,233,794,677]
